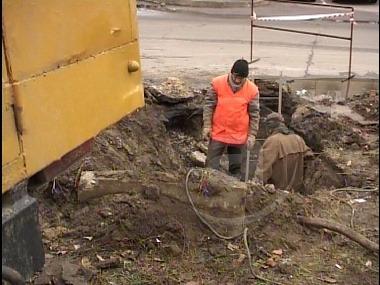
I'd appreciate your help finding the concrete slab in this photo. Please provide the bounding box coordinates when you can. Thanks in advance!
[257,75,379,97]
[283,77,379,99]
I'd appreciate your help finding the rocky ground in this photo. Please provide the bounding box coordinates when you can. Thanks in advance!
[27,78,378,285]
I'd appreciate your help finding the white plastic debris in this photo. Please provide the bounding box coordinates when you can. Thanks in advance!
[352,198,366,203]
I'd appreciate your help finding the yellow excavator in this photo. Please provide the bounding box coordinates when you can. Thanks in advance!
[2,0,144,282]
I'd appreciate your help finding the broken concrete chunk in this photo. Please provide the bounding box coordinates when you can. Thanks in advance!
[196,142,208,154]
[188,151,206,167]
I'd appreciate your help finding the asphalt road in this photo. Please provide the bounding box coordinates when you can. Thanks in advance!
[137,1,379,82]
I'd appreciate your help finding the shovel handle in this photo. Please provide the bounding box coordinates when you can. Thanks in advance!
[245,150,250,182]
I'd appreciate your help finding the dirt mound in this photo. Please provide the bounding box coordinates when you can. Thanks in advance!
[289,99,379,190]
[29,78,379,285]
[348,90,379,122]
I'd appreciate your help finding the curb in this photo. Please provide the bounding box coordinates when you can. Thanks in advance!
[138,0,267,8]
[137,1,378,24]
[163,0,251,8]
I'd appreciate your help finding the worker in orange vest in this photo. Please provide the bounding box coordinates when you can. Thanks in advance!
[202,59,260,180]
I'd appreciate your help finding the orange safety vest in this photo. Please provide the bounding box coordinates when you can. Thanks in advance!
[211,75,259,145]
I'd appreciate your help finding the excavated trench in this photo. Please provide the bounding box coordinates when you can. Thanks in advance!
[29,78,378,285]
[148,78,362,194]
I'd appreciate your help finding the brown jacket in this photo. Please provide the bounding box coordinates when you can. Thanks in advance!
[254,133,313,192]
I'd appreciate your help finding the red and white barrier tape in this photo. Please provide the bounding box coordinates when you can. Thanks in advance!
[251,11,356,23]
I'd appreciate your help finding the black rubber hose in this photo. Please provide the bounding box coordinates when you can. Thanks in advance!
[2,266,26,285]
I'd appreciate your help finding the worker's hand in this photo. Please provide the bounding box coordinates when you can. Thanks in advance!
[249,177,266,191]
[247,135,256,149]
[202,127,211,141]
[249,176,262,185]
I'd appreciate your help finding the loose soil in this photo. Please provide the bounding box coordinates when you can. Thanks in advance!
[28,78,378,285]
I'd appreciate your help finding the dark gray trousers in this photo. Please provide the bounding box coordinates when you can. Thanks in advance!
[206,139,247,179]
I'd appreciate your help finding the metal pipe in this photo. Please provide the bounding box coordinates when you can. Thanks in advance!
[269,0,354,10]
[342,74,355,83]
[345,14,354,99]
[261,97,285,100]
[248,58,260,65]
[250,0,355,97]
[250,0,254,62]
[278,71,283,114]
[251,24,351,41]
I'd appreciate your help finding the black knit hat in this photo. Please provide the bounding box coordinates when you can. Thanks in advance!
[231,59,249,78]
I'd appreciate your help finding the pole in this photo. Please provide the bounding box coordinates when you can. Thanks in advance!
[345,13,354,99]
[245,150,250,182]
[250,0,254,62]
[278,71,283,115]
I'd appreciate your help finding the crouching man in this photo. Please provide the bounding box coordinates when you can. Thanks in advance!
[253,113,313,192]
